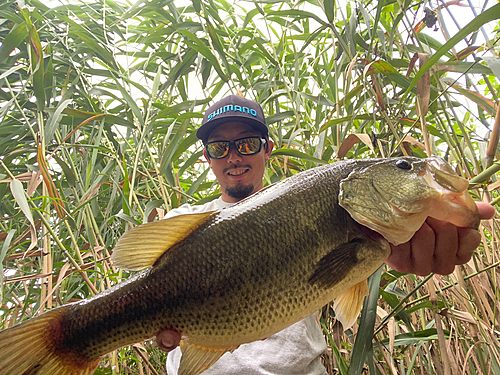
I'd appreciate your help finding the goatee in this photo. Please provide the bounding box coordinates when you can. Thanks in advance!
[225,184,254,199]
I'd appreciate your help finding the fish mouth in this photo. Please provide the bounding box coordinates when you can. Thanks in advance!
[423,157,480,229]
[424,157,469,193]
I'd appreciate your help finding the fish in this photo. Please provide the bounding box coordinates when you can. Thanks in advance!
[0,156,480,375]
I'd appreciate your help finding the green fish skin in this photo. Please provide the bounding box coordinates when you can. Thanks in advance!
[0,157,480,375]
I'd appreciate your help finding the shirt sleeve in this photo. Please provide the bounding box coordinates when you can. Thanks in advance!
[163,203,195,219]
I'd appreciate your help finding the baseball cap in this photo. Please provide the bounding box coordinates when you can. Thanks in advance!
[196,95,268,143]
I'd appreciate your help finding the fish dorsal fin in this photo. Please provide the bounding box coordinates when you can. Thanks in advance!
[178,341,238,375]
[111,212,215,270]
[308,239,361,288]
[333,279,369,329]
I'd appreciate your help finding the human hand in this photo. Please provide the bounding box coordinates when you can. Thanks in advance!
[385,202,495,276]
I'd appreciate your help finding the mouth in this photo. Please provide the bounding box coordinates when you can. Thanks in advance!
[227,169,248,176]
[224,165,252,178]
[424,157,469,193]
[422,158,480,227]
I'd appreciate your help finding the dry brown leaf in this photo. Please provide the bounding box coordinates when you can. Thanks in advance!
[5,273,52,284]
[0,171,35,183]
[337,133,374,159]
[27,171,42,197]
[416,53,431,117]
[440,308,500,336]
[402,135,426,151]
[486,179,500,192]
[37,140,66,219]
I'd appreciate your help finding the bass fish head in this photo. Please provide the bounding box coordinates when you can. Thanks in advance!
[339,156,480,245]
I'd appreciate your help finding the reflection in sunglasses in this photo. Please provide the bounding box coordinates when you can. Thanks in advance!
[206,137,265,159]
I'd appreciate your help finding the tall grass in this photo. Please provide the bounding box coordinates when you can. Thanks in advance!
[0,0,499,373]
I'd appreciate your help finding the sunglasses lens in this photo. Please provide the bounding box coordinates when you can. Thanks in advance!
[206,137,264,159]
[236,137,262,155]
[206,142,229,159]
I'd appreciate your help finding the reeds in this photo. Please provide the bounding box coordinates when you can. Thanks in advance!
[1,0,499,373]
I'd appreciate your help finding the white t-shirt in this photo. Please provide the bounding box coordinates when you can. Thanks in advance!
[164,197,328,375]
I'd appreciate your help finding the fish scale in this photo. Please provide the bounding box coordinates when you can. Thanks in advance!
[153,163,372,347]
[0,157,480,375]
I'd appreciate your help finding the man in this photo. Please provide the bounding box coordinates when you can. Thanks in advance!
[158,95,495,374]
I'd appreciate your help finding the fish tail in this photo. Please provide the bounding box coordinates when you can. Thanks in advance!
[0,306,100,375]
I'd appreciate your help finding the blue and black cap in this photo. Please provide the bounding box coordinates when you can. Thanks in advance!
[196,95,268,144]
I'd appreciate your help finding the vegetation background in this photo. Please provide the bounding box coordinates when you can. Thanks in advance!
[1,0,499,373]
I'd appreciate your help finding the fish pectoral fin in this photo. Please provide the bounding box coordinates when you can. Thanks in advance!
[308,239,361,288]
[111,211,215,270]
[333,279,369,329]
[178,341,237,375]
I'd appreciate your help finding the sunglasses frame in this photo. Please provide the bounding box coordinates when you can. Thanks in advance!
[205,136,266,159]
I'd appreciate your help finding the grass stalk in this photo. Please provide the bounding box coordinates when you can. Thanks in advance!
[1,1,498,373]
[486,108,500,169]
[428,279,451,375]
[33,207,98,295]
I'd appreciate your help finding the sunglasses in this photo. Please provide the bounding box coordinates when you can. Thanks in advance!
[205,136,266,159]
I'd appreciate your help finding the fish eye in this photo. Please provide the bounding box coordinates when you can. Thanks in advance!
[396,159,412,170]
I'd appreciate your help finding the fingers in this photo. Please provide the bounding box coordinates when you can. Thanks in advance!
[477,202,495,220]
[384,242,413,274]
[405,222,436,276]
[386,202,494,277]
[425,217,458,275]
[385,223,435,276]
[455,227,481,265]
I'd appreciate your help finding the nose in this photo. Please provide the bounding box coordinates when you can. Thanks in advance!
[226,144,242,164]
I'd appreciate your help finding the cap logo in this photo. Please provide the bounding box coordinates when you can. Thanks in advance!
[206,104,258,122]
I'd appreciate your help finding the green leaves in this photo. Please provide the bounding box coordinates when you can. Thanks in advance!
[319,0,335,23]
[272,148,327,165]
[349,267,383,374]
[1,0,499,373]
[0,22,28,64]
[176,29,229,82]
[9,179,37,251]
[65,19,120,71]
[20,8,45,110]
[404,3,500,99]
[10,179,34,227]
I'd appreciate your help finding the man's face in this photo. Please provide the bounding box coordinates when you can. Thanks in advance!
[204,122,274,203]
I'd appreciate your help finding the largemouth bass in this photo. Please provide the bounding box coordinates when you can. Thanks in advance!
[0,157,480,375]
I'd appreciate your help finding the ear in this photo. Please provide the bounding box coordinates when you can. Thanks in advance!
[203,149,212,167]
[265,139,274,161]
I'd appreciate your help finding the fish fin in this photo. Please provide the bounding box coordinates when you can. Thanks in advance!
[178,341,237,375]
[0,306,100,375]
[112,211,215,270]
[333,279,369,329]
[308,239,361,288]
